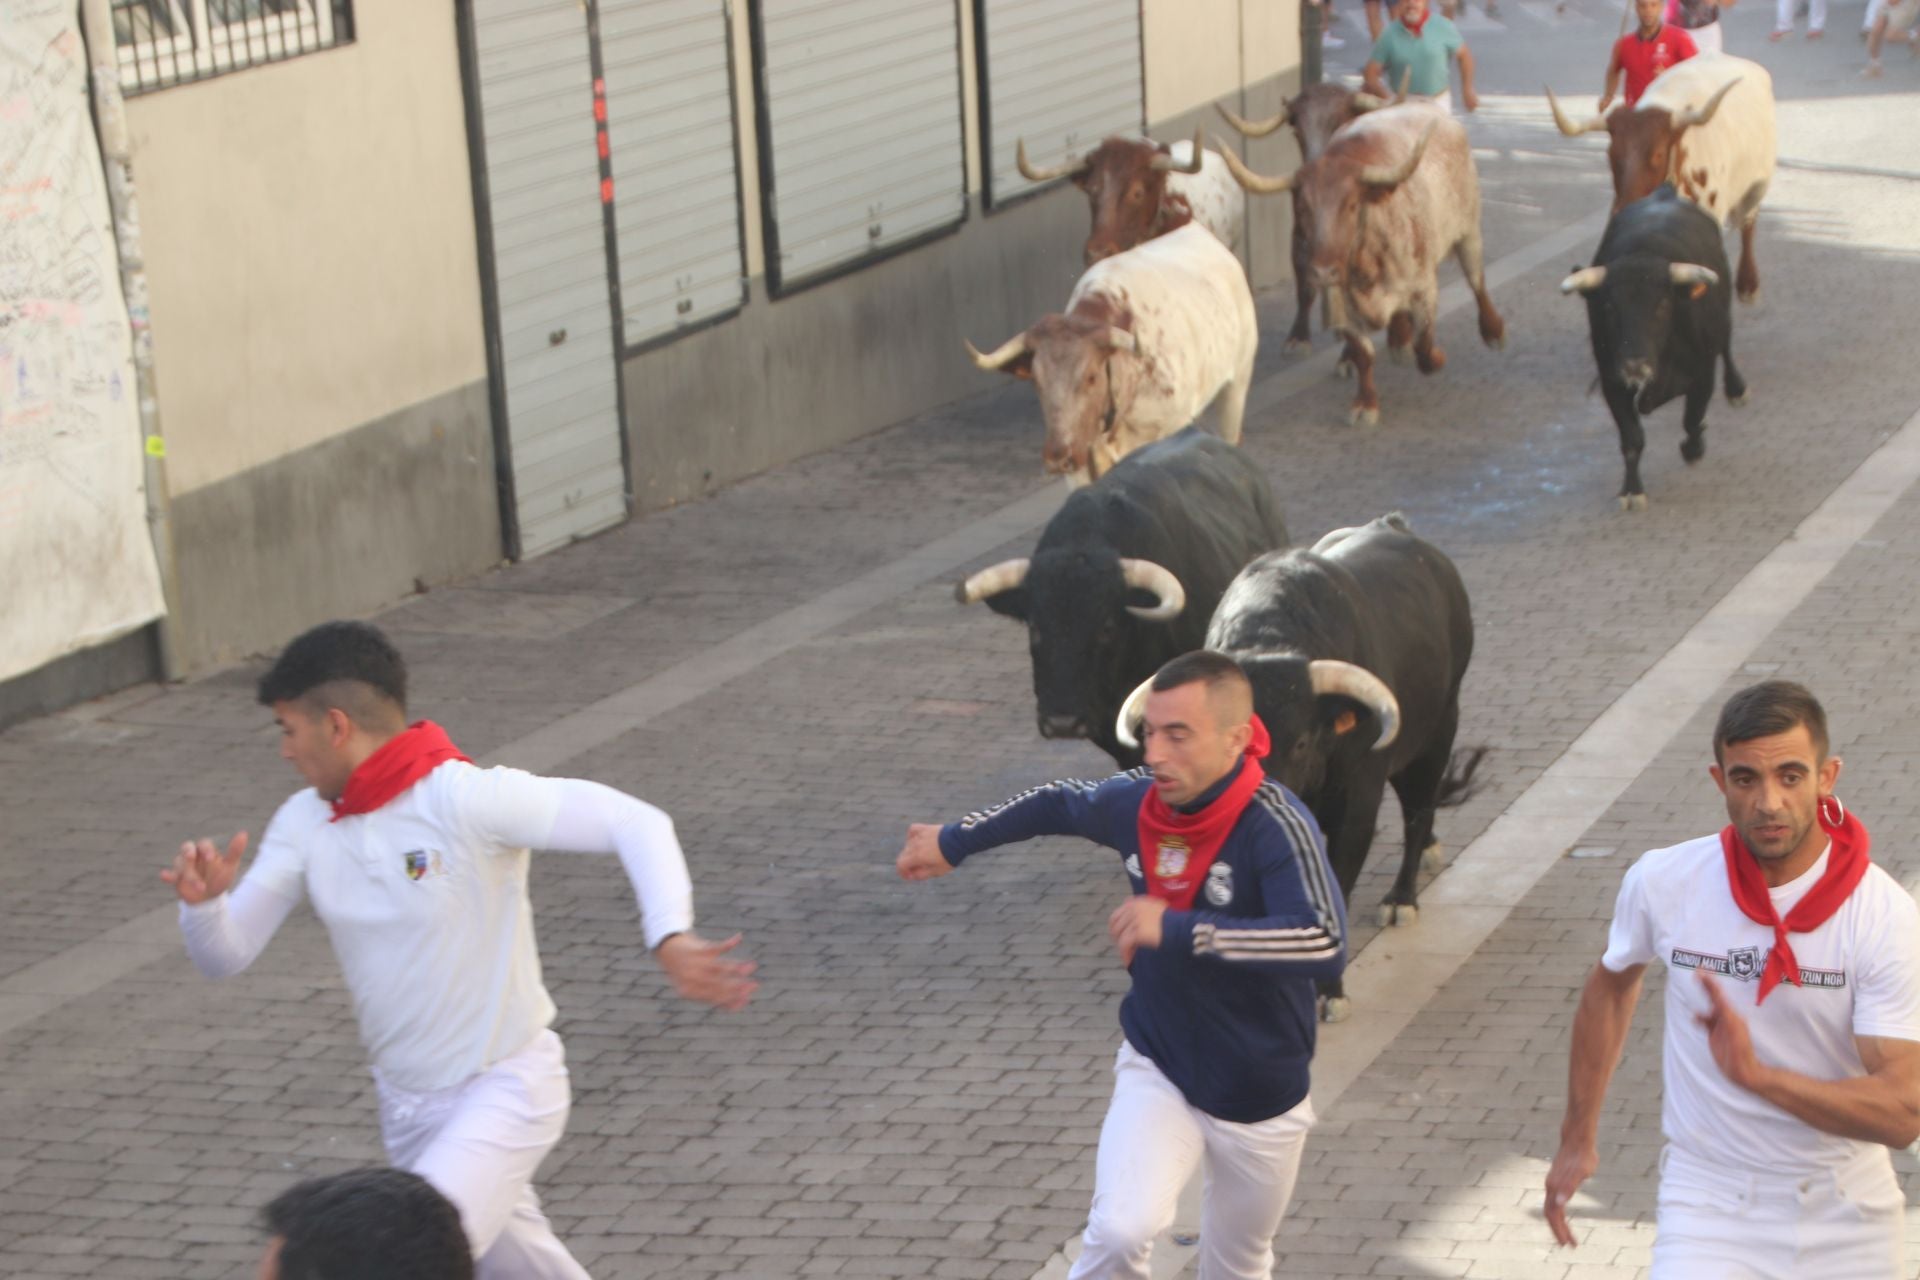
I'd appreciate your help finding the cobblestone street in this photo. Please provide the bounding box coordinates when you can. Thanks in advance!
[4,3,1920,1275]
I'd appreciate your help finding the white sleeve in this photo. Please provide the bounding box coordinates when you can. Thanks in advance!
[178,798,310,977]
[460,768,695,949]
[1852,886,1920,1042]
[1600,861,1658,972]
[179,880,301,978]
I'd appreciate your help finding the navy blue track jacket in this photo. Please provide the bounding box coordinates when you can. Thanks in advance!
[939,767,1348,1124]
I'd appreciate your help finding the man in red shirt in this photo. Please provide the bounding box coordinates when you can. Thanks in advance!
[1600,0,1698,111]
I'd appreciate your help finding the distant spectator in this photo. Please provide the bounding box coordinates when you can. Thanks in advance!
[1772,0,1826,40]
[1364,0,1482,111]
[259,1168,473,1280]
[1863,0,1920,74]
[1602,0,1699,110]
[1667,0,1731,54]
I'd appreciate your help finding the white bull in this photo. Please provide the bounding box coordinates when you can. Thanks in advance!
[966,222,1258,485]
[1548,52,1776,301]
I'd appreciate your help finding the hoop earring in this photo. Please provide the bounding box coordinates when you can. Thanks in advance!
[1820,794,1846,826]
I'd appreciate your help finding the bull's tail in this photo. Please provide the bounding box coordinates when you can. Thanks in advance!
[1435,746,1488,809]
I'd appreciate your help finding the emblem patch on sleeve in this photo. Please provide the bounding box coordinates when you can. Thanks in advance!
[1204,862,1234,907]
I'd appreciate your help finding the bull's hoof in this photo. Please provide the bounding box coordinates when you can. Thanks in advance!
[1335,359,1355,379]
[1319,995,1352,1024]
[1481,325,1507,351]
[1728,390,1750,408]
[1285,337,1312,354]
[1349,404,1381,428]
[1681,436,1706,463]
[1379,902,1420,928]
[1619,492,1649,512]
[1738,286,1761,306]
[1417,348,1447,375]
[1388,344,1413,366]
[1422,841,1446,873]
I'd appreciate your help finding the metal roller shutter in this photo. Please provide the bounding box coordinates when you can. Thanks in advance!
[752,0,967,292]
[469,0,627,558]
[601,0,748,348]
[977,0,1144,208]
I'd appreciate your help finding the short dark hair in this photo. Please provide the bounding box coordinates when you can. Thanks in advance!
[265,1167,472,1280]
[257,622,408,720]
[1152,649,1250,695]
[1153,650,1255,728]
[1714,679,1830,763]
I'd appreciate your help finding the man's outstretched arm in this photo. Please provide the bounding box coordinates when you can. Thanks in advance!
[165,830,303,978]
[1545,960,1646,1247]
[466,771,757,1010]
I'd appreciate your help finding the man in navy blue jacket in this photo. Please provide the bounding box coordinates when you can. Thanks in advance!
[897,650,1347,1280]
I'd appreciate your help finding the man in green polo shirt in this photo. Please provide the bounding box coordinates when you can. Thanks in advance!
[1363,0,1480,112]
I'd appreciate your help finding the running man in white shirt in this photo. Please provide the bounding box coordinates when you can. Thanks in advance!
[162,621,758,1280]
[1544,680,1920,1279]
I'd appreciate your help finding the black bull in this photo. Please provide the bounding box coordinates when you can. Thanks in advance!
[1124,514,1482,1020]
[1563,184,1747,510]
[958,428,1288,767]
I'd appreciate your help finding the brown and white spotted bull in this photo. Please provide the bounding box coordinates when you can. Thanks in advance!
[1547,52,1776,301]
[1216,102,1506,427]
[965,222,1258,484]
[1219,83,1397,350]
[1017,128,1245,266]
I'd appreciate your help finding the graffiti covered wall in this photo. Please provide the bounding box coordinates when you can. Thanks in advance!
[0,2,165,681]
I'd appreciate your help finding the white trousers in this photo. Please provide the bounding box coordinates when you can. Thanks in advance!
[1774,0,1827,29]
[1067,1042,1315,1280]
[1651,1144,1904,1280]
[375,1029,590,1280]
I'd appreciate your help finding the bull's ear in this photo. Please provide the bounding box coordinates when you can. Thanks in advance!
[983,588,1029,621]
[1004,351,1034,380]
[1315,694,1370,741]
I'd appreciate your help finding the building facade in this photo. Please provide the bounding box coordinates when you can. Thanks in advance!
[1,0,1308,725]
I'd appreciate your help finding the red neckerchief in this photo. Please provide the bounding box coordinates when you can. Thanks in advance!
[1136,716,1272,910]
[1720,805,1870,1003]
[1401,10,1431,36]
[330,721,471,821]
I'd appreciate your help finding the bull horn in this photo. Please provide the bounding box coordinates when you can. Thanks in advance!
[1213,136,1297,194]
[1311,525,1362,553]
[1675,77,1740,131]
[1359,120,1437,188]
[965,333,1030,371]
[1669,263,1719,288]
[1559,266,1608,294]
[1545,85,1606,137]
[1308,660,1401,750]
[1016,138,1088,183]
[1216,101,1289,137]
[955,558,1030,604]
[1119,559,1185,621]
[1105,327,1137,354]
[1350,90,1389,113]
[1150,127,1207,174]
[1114,674,1155,750]
[1394,66,1414,104]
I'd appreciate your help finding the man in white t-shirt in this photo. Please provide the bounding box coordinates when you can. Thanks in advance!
[162,621,758,1280]
[1544,680,1920,1279]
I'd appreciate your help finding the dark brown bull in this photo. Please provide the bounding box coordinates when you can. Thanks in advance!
[1016,128,1243,266]
[1218,83,1396,350]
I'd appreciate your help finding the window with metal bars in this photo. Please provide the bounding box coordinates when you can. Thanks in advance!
[110,0,355,94]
